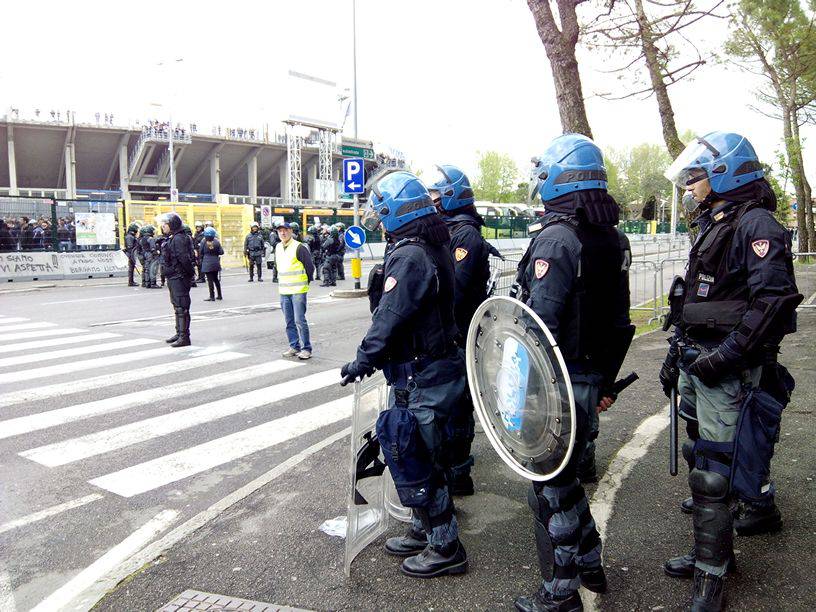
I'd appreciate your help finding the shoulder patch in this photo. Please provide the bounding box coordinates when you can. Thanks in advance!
[534,259,549,279]
[454,247,468,262]
[751,239,769,258]
[384,276,398,292]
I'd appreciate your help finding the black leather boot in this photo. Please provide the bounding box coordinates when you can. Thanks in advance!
[514,587,583,612]
[680,496,694,514]
[385,526,427,557]
[578,566,607,593]
[400,540,468,578]
[664,547,736,579]
[171,312,191,347]
[734,500,782,536]
[165,311,180,343]
[691,568,725,612]
[449,474,475,496]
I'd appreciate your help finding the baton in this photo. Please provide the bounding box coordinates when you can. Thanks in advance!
[669,386,679,476]
[608,371,639,399]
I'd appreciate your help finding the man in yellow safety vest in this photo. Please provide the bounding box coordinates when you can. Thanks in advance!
[275,221,315,360]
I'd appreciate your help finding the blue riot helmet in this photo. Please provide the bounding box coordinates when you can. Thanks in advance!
[664,131,764,194]
[203,227,217,238]
[362,170,437,233]
[529,134,607,203]
[428,164,475,211]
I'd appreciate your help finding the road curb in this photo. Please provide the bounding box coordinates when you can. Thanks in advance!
[331,288,368,299]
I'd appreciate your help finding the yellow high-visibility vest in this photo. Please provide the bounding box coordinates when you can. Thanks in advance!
[275,239,308,295]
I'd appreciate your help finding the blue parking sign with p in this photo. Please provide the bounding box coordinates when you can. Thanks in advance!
[343,158,365,194]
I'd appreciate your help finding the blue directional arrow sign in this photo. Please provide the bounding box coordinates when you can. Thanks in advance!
[343,158,365,194]
[344,225,367,249]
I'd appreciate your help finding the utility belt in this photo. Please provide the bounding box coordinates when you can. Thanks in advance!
[382,346,459,397]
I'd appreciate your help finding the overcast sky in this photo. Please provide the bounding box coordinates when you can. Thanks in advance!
[1,0,811,188]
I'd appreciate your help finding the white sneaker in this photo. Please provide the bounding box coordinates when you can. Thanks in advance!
[282,347,299,357]
[297,350,312,360]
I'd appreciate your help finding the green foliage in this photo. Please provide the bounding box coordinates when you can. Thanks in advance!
[473,151,521,203]
[764,161,795,226]
[605,143,673,220]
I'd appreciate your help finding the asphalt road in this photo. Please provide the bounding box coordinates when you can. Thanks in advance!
[1,260,813,612]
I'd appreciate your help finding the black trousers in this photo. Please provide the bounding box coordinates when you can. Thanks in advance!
[127,258,136,284]
[167,277,191,311]
[249,255,263,279]
[205,271,222,298]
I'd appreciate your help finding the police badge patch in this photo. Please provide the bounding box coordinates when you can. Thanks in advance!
[751,240,769,258]
[384,276,397,292]
[535,259,549,279]
[455,247,468,262]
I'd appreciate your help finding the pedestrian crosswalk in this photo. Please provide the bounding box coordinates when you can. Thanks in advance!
[0,313,353,507]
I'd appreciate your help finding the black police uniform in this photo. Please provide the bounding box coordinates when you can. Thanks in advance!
[321,233,341,286]
[348,230,467,575]
[336,233,346,280]
[138,234,156,288]
[441,211,492,494]
[516,210,632,603]
[307,231,323,281]
[194,228,206,281]
[162,227,196,345]
[244,230,265,281]
[124,229,138,286]
[663,197,800,585]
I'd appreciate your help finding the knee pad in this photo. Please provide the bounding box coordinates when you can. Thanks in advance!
[376,407,434,508]
[174,306,186,316]
[689,469,733,566]
[689,469,730,504]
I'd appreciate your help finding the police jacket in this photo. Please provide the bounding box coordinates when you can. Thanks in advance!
[124,232,137,254]
[322,235,341,256]
[354,235,461,387]
[444,212,491,337]
[194,229,205,248]
[162,230,195,280]
[244,232,265,257]
[521,212,632,383]
[199,238,223,273]
[139,235,155,261]
[679,200,799,358]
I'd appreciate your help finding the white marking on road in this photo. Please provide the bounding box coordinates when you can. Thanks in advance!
[0,322,57,333]
[0,345,195,385]
[0,332,121,354]
[1,327,86,342]
[24,368,340,467]
[1,360,299,440]
[42,292,143,305]
[29,509,178,612]
[583,406,669,611]
[0,350,245,409]
[70,428,350,611]
[89,396,351,497]
[0,317,30,324]
[0,338,158,369]
[0,494,104,535]
[0,566,14,612]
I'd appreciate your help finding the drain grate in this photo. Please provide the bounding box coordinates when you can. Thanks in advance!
[156,589,309,612]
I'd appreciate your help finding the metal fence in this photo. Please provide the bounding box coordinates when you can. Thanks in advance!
[487,254,522,297]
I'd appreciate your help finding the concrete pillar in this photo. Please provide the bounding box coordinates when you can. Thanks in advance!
[64,142,77,199]
[306,161,317,200]
[279,163,289,201]
[7,126,18,196]
[210,150,221,199]
[248,155,258,203]
[119,142,130,200]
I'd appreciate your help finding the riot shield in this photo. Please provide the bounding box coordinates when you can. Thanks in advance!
[344,371,410,577]
[466,296,576,481]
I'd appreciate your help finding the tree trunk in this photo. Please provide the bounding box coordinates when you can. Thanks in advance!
[633,0,685,158]
[790,115,814,250]
[527,0,593,137]
[783,106,810,252]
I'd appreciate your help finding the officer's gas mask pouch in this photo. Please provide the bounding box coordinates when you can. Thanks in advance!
[375,408,434,508]
[730,388,784,502]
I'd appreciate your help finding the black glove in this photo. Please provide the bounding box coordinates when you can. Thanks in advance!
[340,361,373,386]
[659,341,680,398]
[687,346,740,387]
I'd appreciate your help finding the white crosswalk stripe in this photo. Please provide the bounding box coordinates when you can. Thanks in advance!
[0,350,246,408]
[0,332,122,354]
[0,345,197,384]
[89,396,352,497]
[0,321,57,332]
[21,368,341,466]
[0,338,158,368]
[0,360,299,440]
[2,327,86,342]
[0,317,33,325]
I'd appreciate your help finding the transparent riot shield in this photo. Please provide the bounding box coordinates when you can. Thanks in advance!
[344,371,410,577]
[466,296,576,481]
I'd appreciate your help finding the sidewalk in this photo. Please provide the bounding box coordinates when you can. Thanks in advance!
[96,265,816,612]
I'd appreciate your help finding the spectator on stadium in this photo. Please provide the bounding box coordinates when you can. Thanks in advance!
[57,218,73,251]
[19,217,35,251]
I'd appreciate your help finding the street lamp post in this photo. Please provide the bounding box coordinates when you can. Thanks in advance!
[157,58,184,210]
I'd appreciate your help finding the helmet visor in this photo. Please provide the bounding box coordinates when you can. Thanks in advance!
[528,159,546,203]
[361,200,382,232]
[664,139,718,188]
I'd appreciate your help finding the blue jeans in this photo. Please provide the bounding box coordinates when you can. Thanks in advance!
[280,293,311,352]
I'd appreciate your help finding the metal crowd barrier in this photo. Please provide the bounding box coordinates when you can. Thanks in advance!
[487,254,522,297]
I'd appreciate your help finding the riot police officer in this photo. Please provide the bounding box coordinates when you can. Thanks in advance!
[660,132,800,612]
[193,221,206,283]
[124,223,139,287]
[306,225,323,281]
[290,221,301,241]
[320,227,341,286]
[340,170,468,578]
[427,164,492,496]
[182,224,198,288]
[244,222,265,282]
[161,212,196,347]
[138,225,157,288]
[514,134,633,612]
[335,222,346,280]
[268,222,281,282]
